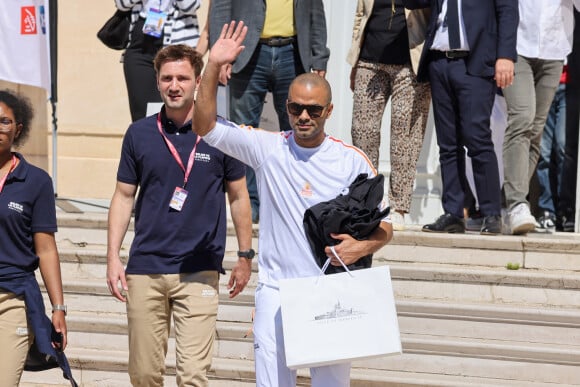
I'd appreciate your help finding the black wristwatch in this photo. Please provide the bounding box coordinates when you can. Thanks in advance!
[237,249,255,259]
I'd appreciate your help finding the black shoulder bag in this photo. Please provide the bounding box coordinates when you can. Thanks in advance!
[97,10,131,50]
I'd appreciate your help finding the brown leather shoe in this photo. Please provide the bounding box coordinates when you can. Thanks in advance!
[422,213,465,233]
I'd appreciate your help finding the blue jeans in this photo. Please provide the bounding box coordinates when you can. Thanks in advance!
[229,43,304,221]
[537,83,566,215]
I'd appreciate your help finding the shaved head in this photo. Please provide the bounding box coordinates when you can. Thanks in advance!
[289,73,332,104]
[286,73,334,147]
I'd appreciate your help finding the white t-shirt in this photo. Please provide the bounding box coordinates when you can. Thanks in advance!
[203,118,379,287]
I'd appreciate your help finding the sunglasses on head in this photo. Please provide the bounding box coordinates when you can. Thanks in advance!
[286,102,328,118]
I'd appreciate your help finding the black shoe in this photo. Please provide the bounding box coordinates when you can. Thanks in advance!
[563,217,575,232]
[480,215,501,235]
[422,213,465,233]
[536,211,556,230]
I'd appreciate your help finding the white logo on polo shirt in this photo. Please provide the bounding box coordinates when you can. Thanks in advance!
[8,202,23,213]
[195,153,211,163]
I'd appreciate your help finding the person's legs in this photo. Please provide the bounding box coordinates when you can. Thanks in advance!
[0,293,31,387]
[452,66,500,219]
[350,60,392,169]
[253,284,297,387]
[456,70,499,217]
[310,363,351,387]
[171,271,219,387]
[428,56,465,218]
[560,78,578,229]
[229,45,272,223]
[122,18,163,122]
[123,49,162,121]
[536,85,562,216]
[271,43,304,132]
[229,45,270,128]
[528,60,564,183]
[559,11,580,230]
[552,85,567,201]
[389,64,431,213]
[502,56,536,210]
[126,274,171,387]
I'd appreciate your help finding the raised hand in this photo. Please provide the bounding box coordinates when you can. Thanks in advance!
[208,21,248,67]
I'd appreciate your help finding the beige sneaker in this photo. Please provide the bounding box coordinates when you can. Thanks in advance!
[390,211,405,231]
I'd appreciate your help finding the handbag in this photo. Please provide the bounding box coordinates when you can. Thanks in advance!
[278,248,402,369]
[97,10,131,50]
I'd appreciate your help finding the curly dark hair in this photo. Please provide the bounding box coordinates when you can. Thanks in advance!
[0,89,34,147]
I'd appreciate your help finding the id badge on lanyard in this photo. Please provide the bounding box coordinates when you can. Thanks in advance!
[143,1,168,38]
[157,113,200,212]
[170,186,188,211]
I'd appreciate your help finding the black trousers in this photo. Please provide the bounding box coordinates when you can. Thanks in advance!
[559,9,580,218]
[428,53,501,218]
[123,17,163,122]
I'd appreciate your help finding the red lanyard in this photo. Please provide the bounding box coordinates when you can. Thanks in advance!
[0,154,17,194]
[157,113,200,187]
[0,154,16,192]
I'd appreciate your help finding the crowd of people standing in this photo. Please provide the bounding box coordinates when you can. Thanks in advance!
[112,0,580,235]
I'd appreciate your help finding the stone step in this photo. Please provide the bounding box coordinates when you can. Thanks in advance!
[56,255,580,310]
[63,311,580,363]
[60,297,580,338]
[388,229,580,272]
[20,356,264,387]
[57,248,260,274]
[21,369,257,387]
[20,348,580,386]
[43,295,580,368]
[49,210,580,385]
[56,213,258,250]
[55,212,580,272]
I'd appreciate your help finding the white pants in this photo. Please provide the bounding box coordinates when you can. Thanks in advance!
[253,283,351,387]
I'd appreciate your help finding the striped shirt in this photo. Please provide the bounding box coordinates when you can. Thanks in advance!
[115,0,201,47]
[204,117,379,287]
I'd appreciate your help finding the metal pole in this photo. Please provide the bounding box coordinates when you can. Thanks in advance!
[51,98,57,194]
[49,0,58,194]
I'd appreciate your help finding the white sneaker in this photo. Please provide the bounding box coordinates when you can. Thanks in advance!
[390,211,406,231]
[509,203,536,235]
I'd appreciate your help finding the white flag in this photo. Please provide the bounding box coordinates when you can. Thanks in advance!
[0,0,51,94]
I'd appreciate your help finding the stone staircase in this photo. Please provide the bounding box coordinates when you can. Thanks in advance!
[21,209,580,386]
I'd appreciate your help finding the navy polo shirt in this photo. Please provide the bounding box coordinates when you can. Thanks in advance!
[117,109,245,275]
[0,153,57,273]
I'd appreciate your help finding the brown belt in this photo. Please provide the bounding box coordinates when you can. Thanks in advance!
[258,36,296,47]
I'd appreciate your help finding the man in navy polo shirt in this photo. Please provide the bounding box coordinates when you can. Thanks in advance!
[106,44,253,387]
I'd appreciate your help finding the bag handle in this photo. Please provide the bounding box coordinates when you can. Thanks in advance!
[319,246,354,277]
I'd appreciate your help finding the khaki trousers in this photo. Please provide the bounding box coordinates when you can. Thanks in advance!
[126,272,219,387]
[0,292,32,387]
[502,56,564,209]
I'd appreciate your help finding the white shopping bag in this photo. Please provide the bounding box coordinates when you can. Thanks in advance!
[279,249,402,369]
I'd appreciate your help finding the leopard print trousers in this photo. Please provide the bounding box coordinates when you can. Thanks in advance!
[351,60,431,213]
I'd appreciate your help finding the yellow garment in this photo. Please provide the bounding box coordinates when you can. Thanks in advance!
[261,0,295,38]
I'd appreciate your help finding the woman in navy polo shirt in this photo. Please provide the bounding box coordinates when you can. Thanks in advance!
[0,89,74,386]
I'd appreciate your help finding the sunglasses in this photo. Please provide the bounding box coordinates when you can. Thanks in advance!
[287,102,328,118]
